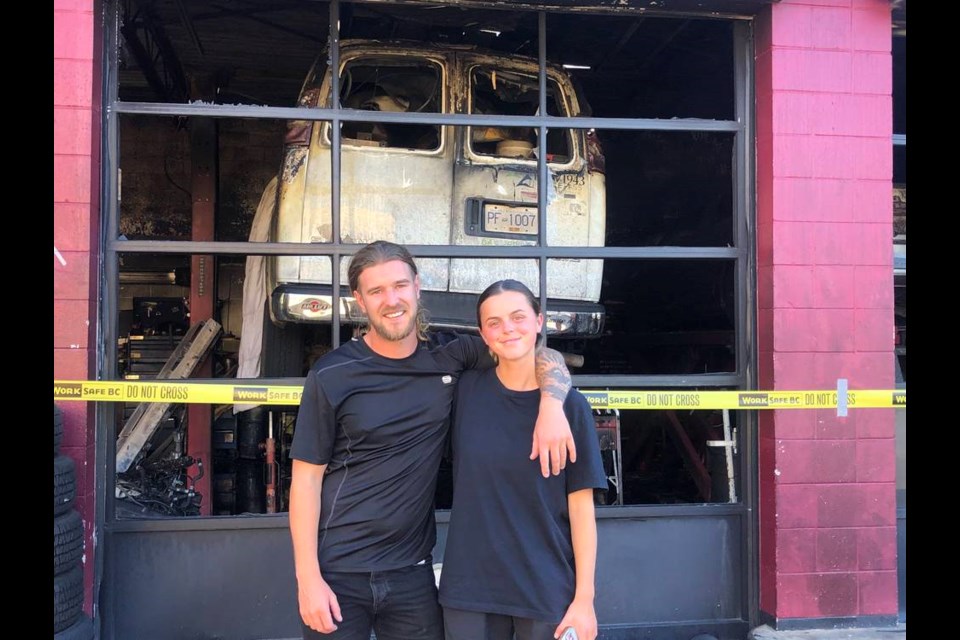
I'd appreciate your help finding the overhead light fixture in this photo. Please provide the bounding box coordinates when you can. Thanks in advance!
[479,28,501,36]
[562,64,591,70]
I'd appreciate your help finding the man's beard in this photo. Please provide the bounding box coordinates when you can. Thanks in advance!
[367,306,417,342]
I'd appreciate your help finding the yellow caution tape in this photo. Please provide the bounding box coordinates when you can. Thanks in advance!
[579,389,905,410]
[53,380,304,405]
[53,380,905,409]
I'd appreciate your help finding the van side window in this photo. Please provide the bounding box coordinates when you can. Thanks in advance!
[336,57,443,151]
[469,67,572,163]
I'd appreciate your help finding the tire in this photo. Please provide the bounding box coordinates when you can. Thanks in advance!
[54,564,84,633]
[55,614,94,640]
[54,454,77,516]
[55,404,64,456]
[54,510,85,576]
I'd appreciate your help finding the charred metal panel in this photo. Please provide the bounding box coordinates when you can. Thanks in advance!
[104,524,301,640]
[359,0,777,19]
[104,511,746,640]
[436,511,746,628]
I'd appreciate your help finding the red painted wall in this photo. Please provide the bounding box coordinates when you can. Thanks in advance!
[755,0,897,623]
[54,0,100,615]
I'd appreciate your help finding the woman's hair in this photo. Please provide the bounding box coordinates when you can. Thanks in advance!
[348,240,429,341]
[476,279,545,350]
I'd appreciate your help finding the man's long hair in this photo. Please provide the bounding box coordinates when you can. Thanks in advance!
[348,240,430,341]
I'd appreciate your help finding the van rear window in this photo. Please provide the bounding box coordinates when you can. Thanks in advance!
[470,67,572,163]
[337,57,443,151]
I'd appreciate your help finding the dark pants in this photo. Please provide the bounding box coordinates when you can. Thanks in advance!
[442,607,558,640]
[302,561,444,640]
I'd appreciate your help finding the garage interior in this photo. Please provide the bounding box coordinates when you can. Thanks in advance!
[109,0,899,519]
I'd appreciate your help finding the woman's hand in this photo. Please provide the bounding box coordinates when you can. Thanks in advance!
[554,596,597,640]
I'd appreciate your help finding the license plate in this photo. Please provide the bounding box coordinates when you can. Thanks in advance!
[483,204,538,235]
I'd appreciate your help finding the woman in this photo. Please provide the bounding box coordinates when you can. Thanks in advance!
[439,280,608,640]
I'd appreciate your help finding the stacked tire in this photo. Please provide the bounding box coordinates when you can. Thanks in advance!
[54,404,94,640]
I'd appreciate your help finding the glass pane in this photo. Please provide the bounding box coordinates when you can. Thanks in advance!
[601,129,735,247]
[329,124,550,246]
[338,255,542,334]
[339,3,541,58]
[117,1,327,107]
[616,407,741,505]
[550,259,737,376]
[330,122,456,246]
[118,115,192,241]
[543,136,606,250]
[220,120,289,242]
[113,250,343,519]
[546,14,736,121]
[117,114,293,243]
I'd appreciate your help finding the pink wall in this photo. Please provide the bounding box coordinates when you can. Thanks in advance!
[54,0,99,615]
[755,0,897,623]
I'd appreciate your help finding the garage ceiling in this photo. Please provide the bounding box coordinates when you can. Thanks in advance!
[118,0,755,110]
[117,0,904,121]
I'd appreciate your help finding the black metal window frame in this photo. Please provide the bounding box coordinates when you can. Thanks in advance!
[96,0,757,521]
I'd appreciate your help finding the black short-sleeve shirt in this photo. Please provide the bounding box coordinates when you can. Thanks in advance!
[439,368,608,622]
[290,332,489,572]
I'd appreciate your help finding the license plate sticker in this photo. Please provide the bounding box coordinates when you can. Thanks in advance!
[483,204,538,235]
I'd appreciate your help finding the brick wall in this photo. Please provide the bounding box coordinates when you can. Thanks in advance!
[54,0,99,615]
[755,0,897,624]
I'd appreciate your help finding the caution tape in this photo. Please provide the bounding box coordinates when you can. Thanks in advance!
[579,389,905,410]
[54,380,906,409]
[54,380,304,406]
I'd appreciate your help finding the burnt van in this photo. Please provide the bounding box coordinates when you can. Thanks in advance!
[269,39,607,340]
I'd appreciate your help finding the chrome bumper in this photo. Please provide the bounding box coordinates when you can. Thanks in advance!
[271,285,604,337]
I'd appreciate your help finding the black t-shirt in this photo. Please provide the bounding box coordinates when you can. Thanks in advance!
[290,332,489,572]
[439,368,608,622]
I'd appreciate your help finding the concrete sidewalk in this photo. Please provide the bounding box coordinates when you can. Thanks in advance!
[749,624,906,639]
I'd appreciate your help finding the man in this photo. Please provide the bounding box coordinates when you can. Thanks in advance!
[290,241,577,639]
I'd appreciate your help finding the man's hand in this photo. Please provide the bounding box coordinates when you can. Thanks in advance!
[298,574,343,634]
[290,460,338,633]
[532,398,577,477]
